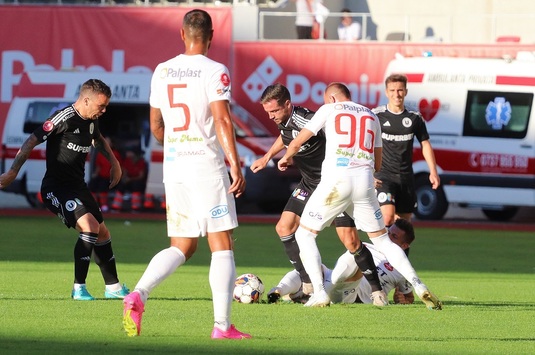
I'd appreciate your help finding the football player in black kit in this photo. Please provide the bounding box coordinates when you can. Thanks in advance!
[250,83,389,307]
[372,74,440,227]
[0,79,129,301]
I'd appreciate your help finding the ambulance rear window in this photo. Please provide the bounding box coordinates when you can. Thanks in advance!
[24,101,70,133]
[463,91,532,139]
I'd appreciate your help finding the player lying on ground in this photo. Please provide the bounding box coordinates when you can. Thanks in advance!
[269,219,440,308]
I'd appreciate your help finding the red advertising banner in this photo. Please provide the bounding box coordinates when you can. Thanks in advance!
[0,6,232,138]
[232,42,535,134]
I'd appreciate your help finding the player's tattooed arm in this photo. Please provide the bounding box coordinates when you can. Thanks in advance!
[0,134,40,188]
[10,134,40,172]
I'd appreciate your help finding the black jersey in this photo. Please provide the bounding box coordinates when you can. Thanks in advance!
[278,106,325,191]
[372,105,430,175]
[33,105,100,188]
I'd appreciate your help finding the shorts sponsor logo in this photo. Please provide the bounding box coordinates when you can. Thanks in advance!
[336,157,349,167]
[75,198,83,205]
[210,205,229,219]
[292,188,308,201]
[308,211,323,221]
[374,208,383,220]
[65,199,77,212]
[57,213,67,225]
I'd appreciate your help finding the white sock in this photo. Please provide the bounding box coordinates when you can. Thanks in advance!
[134,246,186,304]
[73,283,86,291]
[276,270,302,295]
[210,250,235,332]
[105,282,122,292]
[370,232,427,296]
[331,250,358,285]
[294,227,324,294]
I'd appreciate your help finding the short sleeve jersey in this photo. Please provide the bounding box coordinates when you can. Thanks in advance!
[33,105,99,188]
[372,105,430,175]
[278,106,324,190]
[356,243,413,304]
[149,54,232,183]
[305,101,382,177]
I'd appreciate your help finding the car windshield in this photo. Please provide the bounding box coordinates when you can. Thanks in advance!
[231,103,272,138]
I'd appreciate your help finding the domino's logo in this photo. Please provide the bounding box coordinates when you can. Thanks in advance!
[241,56,283,102]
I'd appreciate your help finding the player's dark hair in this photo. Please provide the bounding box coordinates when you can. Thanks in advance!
[394,218,415,244]
[260,83,291,106]
[385,73,408,88]
[81,79,112,98]
[183,9,213,42]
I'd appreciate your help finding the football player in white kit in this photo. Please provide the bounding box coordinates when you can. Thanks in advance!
[270,219,416,305]
[122,9,250,339]
[278,83,442,310]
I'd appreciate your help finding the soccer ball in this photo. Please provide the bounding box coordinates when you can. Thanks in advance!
[233,273,265,304]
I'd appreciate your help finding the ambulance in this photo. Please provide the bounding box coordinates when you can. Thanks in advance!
[384,52,535,221]
[1,70,298,212]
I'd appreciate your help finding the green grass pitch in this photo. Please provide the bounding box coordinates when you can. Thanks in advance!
[0,216,534,354]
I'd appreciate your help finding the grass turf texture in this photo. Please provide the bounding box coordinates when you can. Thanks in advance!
[0,216,534,354]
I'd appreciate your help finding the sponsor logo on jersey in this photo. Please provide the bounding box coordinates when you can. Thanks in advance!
[381,133,414,142]
[65,199,77,212]
[383,121,391,127]
[210,205,229,219]
[66,142,91,153]
[43,120,54,132]
[384,262,394,271]
[159,67,201,80]
[73,128,80,134]
[402,117,412,128]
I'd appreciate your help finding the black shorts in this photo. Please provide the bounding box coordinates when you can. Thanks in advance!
[284,181,355,228]
[41,183,103,229]
[375,172,417,214]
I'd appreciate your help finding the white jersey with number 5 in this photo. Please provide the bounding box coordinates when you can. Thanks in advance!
[150,54,232,183]
[304,101,382,177]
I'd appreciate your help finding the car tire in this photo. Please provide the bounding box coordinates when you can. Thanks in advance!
[414,174,448,220]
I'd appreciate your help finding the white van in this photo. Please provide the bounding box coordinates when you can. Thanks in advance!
[384,53,535,221]
[1,70,299,212]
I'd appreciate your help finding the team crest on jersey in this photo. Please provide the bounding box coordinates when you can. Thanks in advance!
[89,122,94,134]
[42,120,54,132]
[402,117,412,128]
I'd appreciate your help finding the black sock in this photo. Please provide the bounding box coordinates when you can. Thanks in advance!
[281,233,311,284]
[353,243,382,292]
[74,233,97,284]
[93,239,119,285]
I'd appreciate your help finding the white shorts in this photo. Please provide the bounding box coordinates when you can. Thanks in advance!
[300,171,385,233]
[164,178,238,237]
